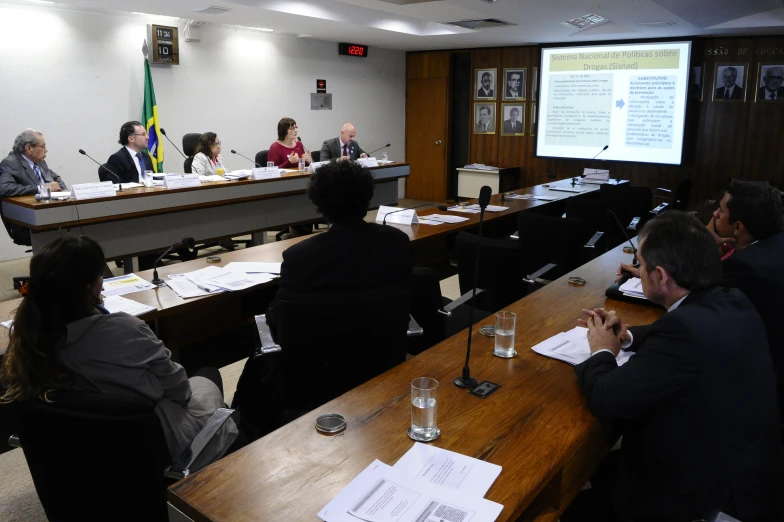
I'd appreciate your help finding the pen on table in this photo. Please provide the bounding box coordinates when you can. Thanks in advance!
[194,282,214,293]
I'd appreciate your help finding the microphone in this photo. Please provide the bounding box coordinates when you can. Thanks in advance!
[79,149,124,192]
[231,150,262,168]
[365,143,391,156]
[455,185,492,389]
[297,136,310,156]
[151,237,196,285]
[592,145,609,160]
[607,209,639,267]
[382,203,448,225]
[159,128,186,159]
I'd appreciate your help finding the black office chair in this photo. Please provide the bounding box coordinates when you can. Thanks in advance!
[653,178,693,212]
[311,150,321,163]
[255,150,269,168]
[274,285,410,412]
[182,132,202,173]
[8,390,233,521]
[408,267,472,355]
[0,202,32,289]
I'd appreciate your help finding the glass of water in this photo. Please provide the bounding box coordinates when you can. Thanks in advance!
[298,158,306,172]
[493,311,517,358]
[381,152,389,163]
[37,184,51,201]
[142,170,154,188]
[267,161,275,168]
[409,377,440,442]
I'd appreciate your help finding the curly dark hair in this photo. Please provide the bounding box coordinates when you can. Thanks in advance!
[277,117,296,141]
[726,179,783,241]
[307,160,374,223]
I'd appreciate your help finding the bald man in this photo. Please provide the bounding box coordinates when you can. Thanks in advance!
[758,66,784,100]
[319,123,368,161]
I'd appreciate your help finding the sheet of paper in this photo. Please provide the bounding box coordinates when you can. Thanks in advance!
[102,295,157,316]
[199,175,225,182]
[114,182,144,189]
[531,326,634,367]
[619,277,644,296]
[461,204,508,213]
[51,191,72,198]
[102,273,155,297]
[167,274,224,298]
[422,214,470,224]
[223,262,282,274]
[393,442,502,498]
[318,460,503,522]
[417,218,446,226]
[376,205,419,225]
[185,266,264,292]
[548,186,584,193]
[1,319,13,329]
[447,205,481,214]
[505,194,558,201]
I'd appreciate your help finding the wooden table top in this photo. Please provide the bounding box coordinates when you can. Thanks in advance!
[167,240,663,522]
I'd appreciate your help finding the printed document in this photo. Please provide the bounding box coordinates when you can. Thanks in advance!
[505,194,557,201]
[532,326,634,366]
[102,273,155,297]
[393,443,501,498]
[318,460,503,522]
[619,277,645,299]
[102,295,156,316]
[167,274,225,299]
[223,262,282,274]
[421,215,470,224]
[185,266,273,292]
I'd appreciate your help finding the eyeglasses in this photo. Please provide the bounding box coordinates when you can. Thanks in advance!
[132,133,148,137]
[213,142,222,146]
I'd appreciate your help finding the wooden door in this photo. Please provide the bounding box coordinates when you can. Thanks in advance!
[405,77,448,201]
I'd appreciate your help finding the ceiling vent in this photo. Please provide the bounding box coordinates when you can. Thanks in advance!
[636,20,677,26]
[562,13,607,29]
[444,18,516,30]
[191,6,231,15]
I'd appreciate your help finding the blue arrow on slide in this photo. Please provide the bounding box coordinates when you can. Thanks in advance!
[615,98,625,109]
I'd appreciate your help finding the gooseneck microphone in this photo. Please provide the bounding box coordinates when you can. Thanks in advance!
[231,150,262,168]
[152,237,196,285]
[78,149,124,192]
[608,209,639,267]
[455,185,492,389]
[159,128,187,159]
[366,143,391,156]
[382,203,448,225]
[592,144,609,160]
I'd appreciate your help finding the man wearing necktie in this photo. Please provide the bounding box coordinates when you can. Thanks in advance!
[0,129,67,198]
[102,121,153,184]
[475,106,494,133]
[757,66,784,101]
[714,66,744,100]
[319,123,368,162]
[503,107,523,135]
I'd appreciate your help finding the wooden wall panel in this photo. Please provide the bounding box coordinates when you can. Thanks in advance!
[407,52,450,79]
[469,49,503,166]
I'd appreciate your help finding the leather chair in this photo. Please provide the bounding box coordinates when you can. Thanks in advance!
[255,150,269,168]
[518,210,603,276]
[311,150,321,163]
[653,178,693,212]
[600,184,653,241]
[8,390,233,521]
[182,133,202,173]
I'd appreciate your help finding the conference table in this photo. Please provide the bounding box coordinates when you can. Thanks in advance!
[166,237,662,522]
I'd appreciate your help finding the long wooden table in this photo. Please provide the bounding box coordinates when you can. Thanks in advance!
[166,240,662,522]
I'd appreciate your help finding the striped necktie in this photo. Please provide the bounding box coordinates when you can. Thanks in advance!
[33,164,44,184]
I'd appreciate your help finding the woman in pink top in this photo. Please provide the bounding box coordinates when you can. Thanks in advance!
[267,117,312,168]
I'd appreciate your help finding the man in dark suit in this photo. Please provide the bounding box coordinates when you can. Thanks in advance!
[758,66,784,100]
[502,107,523,134]
[578,212,780,522]
[715,66,744,100]
[319,123,368,161]
[101,121,153,183]
[477,72,494,98]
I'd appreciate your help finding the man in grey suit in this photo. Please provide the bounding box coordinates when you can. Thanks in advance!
[319,123,368,161]
[0,129,68,198]
[475,106,494,132]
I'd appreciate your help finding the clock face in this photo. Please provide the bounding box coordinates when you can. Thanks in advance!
[151,25,179,65]
[338,42,369,58]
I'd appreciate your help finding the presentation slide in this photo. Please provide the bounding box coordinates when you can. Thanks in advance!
[536,41,691,165]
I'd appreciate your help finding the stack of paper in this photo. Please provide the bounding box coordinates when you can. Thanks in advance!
[532,326,634,366]
[223,262,281,274]
[167,266,277,299]
[102,274,155,297]
[463,163,499,171]
[619,277,645,299]
[199,175,225,182]
[113,182,144,189]
[582,168,610,184]
[447,205,481,214]
[506,194,557,201]
[224,171,251,180]
[319,443,503,522]
[421,214,470,224]
[103,295,157,316]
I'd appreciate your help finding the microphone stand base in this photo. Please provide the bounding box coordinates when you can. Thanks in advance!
[454,376,478,389]
[151,278,165,286]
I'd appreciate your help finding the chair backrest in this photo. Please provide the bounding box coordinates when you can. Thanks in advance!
[600,184,653,224]
[276,285,410,411]
[184,156,194,174]
[673,178,693,210]
[311,150,321,163]
[455,231,526,312]
[0,201,32,246]
[255,150,269,167]
[11,391,171,521]
[408,267,448,355]
[182,133,201,157]
[518,210,590,277]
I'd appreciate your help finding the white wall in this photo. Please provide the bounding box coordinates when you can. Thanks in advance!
[0,4,406,261]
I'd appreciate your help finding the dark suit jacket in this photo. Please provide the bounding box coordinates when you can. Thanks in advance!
[102,147,152,184]
[319,137,365,161]
[266,219,413,337]
[715,84,744,99]
[757,86,784,99]
[476,88,494,98]
[575,287,780,521]
[502,119,522,134]
[0,152,67,197]
[722,231,784,382]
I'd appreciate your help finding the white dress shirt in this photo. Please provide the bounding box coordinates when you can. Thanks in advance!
[125,146,144,179]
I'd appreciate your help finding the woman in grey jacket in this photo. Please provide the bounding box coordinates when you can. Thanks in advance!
[190,132,226,176]
[0,236,238,471]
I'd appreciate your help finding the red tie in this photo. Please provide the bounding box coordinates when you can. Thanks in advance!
[342,145,347,157]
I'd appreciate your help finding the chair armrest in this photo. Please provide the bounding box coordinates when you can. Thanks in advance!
[509,230,519,240]
[627,217,640,231]
[584,231,604,248]
[165,407,235,480]
[407,315,423,337]
[439,289,485,316]
[8,435,20,449]
[253,314,281,359]
[524,263,557,284]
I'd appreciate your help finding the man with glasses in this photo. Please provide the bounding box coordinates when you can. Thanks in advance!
[0,129,67,198]
[758,66,784,100]
[101,121,153,183]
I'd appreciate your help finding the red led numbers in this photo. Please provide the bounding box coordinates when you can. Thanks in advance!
[349,46,364,56]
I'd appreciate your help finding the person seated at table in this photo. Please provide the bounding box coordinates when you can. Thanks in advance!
[190,132,227,176]
[576,212,780,522]
[267,117,312,169]
[0,129,67,197]
[319,123,368,161]
[101,121,153,184]
[0,236,240,471]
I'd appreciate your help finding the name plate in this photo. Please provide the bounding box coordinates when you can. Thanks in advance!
[164,174,201,189]
[357,157,379,168]
[308,160,330,173]
[70,181,117,200]
[252,167,282,180]
[375,205,420,226]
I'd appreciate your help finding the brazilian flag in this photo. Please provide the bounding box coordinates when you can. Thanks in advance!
[142,59,164,172]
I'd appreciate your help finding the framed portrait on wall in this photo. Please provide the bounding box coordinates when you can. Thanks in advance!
[712,63,748,102]
[689,65,703,102]
[474,103,496,134]
[502,68,526,101]
[501,104,525,136]
[755,63,784,101]
[530,103,537,136]
[475,68,497,100]
[532,67,538,101]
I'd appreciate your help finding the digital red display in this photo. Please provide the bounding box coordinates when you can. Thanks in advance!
[348,45,364,56]
[339,42,369,58]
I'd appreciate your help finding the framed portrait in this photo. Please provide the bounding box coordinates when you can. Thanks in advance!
[755,63,784,101]
[474,103,496,134]
[712,63,748,102]
[532,66,538,102]
[501,104,525,136]
[530,103,537,136]
[689,65,703,102]
[475,68,497,100]
[502,68,526,101]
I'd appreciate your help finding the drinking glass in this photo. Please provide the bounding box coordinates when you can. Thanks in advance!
[409,377,440,441]
[381,152,389,163]
[216,165,226,176]
[494,311,517,358]
[267,161,275,168]
[37,184,51,200]
[142,170,154,188]
[298,158,306,172]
